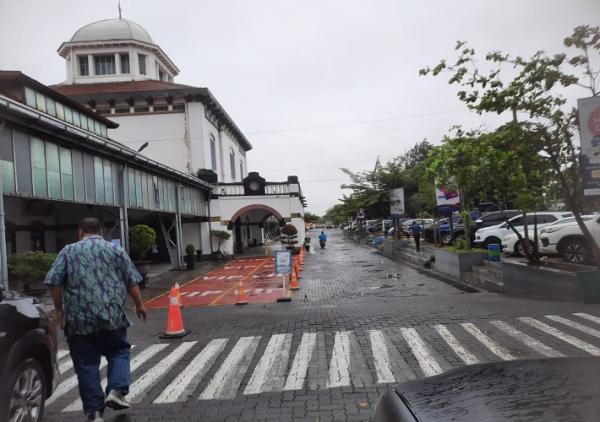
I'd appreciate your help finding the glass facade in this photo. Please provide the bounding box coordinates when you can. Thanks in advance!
[22,87,108,138]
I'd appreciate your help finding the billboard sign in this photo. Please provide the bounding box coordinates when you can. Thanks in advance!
[435,186,460,214]
[578,96,600,196]
[390,188,405,217]
[275,250,292,275]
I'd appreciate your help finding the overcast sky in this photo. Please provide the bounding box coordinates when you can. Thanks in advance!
[1,0,599,215]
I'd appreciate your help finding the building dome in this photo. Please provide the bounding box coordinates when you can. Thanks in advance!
[70,18,154,44]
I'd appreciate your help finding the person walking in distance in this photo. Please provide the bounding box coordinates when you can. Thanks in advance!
[319,230,328,249]
[44,218,147,422]
[411,221,422,252]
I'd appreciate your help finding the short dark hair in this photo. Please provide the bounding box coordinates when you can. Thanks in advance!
[79,217,103,234]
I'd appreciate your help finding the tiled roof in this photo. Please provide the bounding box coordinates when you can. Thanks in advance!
[51,80,198,96]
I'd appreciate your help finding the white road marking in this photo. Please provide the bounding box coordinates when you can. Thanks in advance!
[200,290,223,297]
[574,313,600,325]
[128,342,197,403]
[58,357,74,374]
[254,288,264,294]
[490,320,563,358]
[461,323,515,361]
[57,350,70,360]
[186,292,201,297]
[154,339,228,403]
[519,317,600,356]
[326,331,351,388]
[283,332,317,391]
[434,325,479,365]
[47,357,109,406]
[368,330,396,383]
[545,315,600,340]
[63,344,165,412]
[244,334,292,395]
[199,336,261,400]
[401,328,443,377]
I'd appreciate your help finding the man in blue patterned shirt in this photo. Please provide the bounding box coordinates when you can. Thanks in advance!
[45,217,147,422]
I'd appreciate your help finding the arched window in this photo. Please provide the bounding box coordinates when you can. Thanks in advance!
[229,147,236,180]
[209,134,217,171]
[239,160,244,180]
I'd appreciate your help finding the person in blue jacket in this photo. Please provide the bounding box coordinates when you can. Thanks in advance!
[410,221,422,252]
[319,231,328,249]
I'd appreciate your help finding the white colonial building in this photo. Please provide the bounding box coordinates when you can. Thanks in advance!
[52,18,306,258]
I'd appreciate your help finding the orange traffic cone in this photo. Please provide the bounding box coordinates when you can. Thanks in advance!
[236,281,249,305]
[294,261,302,279]
[160,285,190,338]
[289,269,300,290]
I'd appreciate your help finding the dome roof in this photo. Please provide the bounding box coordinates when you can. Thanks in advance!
[70,18,154,44]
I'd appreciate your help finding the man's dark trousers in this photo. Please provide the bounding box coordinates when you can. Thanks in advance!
[414,233,421,252]
[67,328,131,415]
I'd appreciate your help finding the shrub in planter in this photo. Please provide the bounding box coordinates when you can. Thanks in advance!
[280,224,298,250]
[129,224,157,282]
[211,230,231,257]
[8,251,57,293]
[185,244,196,270]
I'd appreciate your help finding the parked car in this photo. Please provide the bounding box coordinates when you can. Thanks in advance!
[371,357,600,422]
[474,212,572,249]
[539,214,600,264]
[501,215,596,256]
[0,288,58,422]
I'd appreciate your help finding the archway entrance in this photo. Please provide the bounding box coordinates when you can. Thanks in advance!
[229,204,283,254]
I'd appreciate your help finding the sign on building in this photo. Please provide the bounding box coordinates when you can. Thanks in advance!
[390,188,405,217]
[275,250,292,275]
[435,186,461,214]
[578,96,600,196]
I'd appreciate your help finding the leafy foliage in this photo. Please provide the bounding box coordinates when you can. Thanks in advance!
[8,251,58,289]
[185,244,196,255]
[280,224,298,247]
[303,212,321,223]
[211,230,231,253]
[129,224,157,261]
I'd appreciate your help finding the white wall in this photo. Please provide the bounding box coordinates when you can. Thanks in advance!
[109,112,191,172]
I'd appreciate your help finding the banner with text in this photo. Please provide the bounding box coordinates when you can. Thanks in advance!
[578,96,600,196]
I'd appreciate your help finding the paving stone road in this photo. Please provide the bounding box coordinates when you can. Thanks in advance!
[44,230,600,422]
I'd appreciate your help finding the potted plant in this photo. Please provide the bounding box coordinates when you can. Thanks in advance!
[8,251,57,295]
[129,224,157,284]
[211,230,231,260]
[280,224,300,254]
[185,244,196,270]
[304,236,311,252]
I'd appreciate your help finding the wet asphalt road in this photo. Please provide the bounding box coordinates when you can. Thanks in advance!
[44,229,600,421]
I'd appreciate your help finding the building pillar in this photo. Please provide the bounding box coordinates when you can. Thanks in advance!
[175,184,183,268]
[88,55,94,76]
[115,53,121,74]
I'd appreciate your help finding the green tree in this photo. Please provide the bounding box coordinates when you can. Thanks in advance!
[303,212,321,223]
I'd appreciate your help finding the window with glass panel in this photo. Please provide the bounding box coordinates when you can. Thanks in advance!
[128,167,136,206]
[94,55,116,75]
[64,107,73,124]
[45,143,61,199]
[30,138,47,198]
[55,102,65,120]
[141,172,149,209]
[120,54,130,73]
[210,135,217,171]
[73,111,81,127]
[79,56,89,76]
[158,178,165,210]
[0,128,15,194]
[240,160,244,180]
[135,170,143,207]
[138,54,146,75]
[229,150,236,180]
[59,147,73,200]
[35,92,46,113]
[94,157,105,203]
[46,98,56,117]
[103,160,113,204]
[24,87,37,108]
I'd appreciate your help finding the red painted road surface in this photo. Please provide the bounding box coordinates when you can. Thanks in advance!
[145,256,302,308]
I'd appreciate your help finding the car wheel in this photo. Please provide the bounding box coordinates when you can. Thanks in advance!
[4,358,47,422]
[561,239,590,264]
[483,237,501,249]
[441,233,452,244]
[515,240,533,257]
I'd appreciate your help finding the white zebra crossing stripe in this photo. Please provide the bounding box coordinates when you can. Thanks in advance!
[400,328,442,377]
[546,315,600,339]
[154,338,228,403]
[128,342,197,403]
[58,357,74,374]
[461,322,515,361]
[519,317,600,356]
[490,320,563,358]
[47,358,109,406]
[283,332,317,391]
[244,334,292,395]
[57,350,70,361]
[326,331,351,388]
[574,313,600,325]
[63,344,166,412]
[199,336,261,400]
[434,325,479,365]
[369,330,396,383]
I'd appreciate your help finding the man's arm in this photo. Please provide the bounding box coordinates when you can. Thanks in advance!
[47,286,65,329]
[44,248,68,329]
[128,285,147,321]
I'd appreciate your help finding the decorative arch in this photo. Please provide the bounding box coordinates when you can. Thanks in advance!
[229,204,283,223]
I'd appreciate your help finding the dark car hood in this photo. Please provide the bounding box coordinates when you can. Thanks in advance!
[392,357,600,422]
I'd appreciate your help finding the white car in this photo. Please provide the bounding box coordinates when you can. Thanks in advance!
[474,212,573,249]
[539,214,600,263]
[501,216,590,256]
